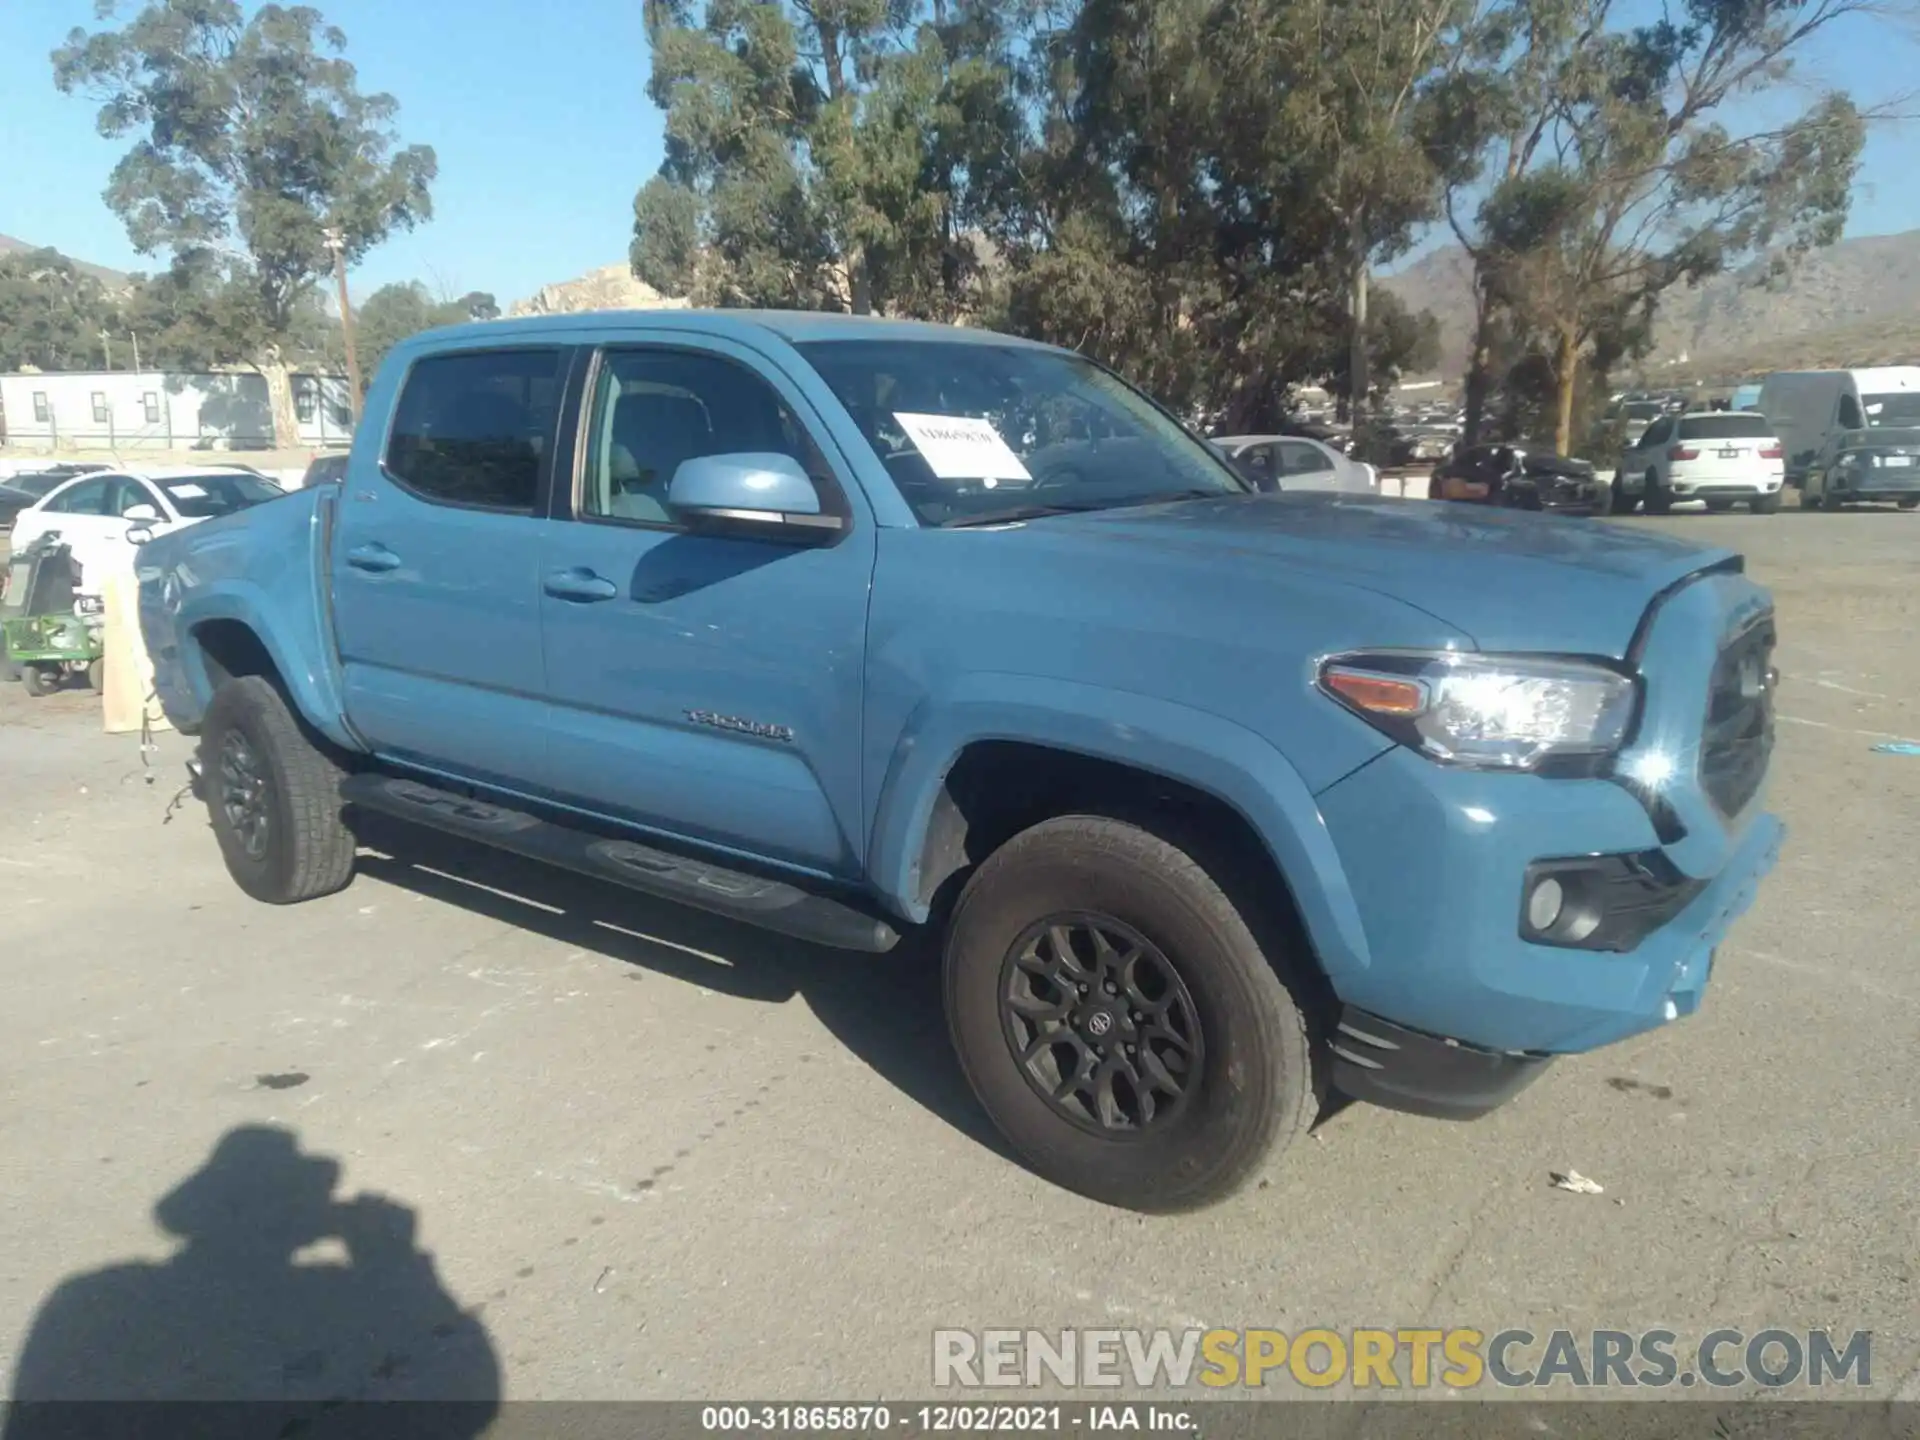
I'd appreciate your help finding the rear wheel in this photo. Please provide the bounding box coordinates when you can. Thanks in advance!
[1642,470,1672,515]
[943,815,1314,1212]
[202,675,357,904]
[86,657,105,693]
[1751,492,1781,514]
[21,664,59,698]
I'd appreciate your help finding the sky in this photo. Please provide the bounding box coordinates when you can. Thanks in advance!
[1,0,1916,307]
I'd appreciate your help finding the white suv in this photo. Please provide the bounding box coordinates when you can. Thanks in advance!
[1618,412,1785,514]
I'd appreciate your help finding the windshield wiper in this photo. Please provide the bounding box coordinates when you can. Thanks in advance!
[940,502,1102,528]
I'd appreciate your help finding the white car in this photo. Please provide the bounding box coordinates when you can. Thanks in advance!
[1616,412,1785,515]
[9,466,285,587]
[1210,434,1379,495]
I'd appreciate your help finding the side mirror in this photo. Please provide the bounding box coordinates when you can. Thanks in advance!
[123,502,162,523]
[666,453,842,539]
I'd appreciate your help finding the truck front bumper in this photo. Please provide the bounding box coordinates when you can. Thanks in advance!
[1313,743,1783,1067]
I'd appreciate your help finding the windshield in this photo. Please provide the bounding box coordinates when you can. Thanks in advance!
[1862,393,1920,428]
[156,472,283,519]
[1677,415,1774,440]
[794,339,1248,526]
[1621,402,1663,421]
[11,473,71,499]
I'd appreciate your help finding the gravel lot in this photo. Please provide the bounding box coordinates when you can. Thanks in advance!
[1,507,1916,1416]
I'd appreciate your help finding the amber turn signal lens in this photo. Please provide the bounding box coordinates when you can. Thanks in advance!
[1323,668,1427,716]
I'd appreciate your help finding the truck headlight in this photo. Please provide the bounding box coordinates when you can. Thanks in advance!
[1318,651,1638,771]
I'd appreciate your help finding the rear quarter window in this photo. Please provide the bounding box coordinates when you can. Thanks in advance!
[384,348,566,511]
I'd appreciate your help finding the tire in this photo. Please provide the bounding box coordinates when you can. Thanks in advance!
[86,657,105,693]
[1642,470,1671,515]
[201,675,356,904]
[23,664,61,697]
[943,815,1314,1212]
[1751,492,1781,514]
[1821,481,1847,512]
[1608,477,1637,515]
[0,634,18,684]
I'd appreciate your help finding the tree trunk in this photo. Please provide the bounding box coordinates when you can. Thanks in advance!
[1554,325,1579,457]
[850,245,873,316]
[260,351,301,450]
[1463,284,1494,446]
[1348,222,1370,461]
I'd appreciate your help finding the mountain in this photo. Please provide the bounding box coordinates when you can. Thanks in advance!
[0,234,131,291]
[1381,229,1920,380]
[506,263,688,317]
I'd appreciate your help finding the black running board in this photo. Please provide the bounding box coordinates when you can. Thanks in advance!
[340,773,901,953]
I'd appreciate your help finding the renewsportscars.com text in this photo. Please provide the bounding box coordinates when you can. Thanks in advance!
[932,1328,1874,1391]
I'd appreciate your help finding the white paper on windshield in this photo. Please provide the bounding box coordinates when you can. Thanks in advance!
[894,412,1032,482]
[167,483,208,498]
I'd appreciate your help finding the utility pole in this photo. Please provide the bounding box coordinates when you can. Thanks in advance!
[131,331,142,373]
[99,329,114,370]
[323,226,363,424]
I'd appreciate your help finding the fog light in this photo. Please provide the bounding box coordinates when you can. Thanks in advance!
[1526,877,1565,932]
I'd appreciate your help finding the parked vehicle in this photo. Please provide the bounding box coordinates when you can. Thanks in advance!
[1616,412,1785,515]
[10,466,285,588]
[0,468,108,530]
[1210,434,1378,494]
[1757,368,1920,510]
[1431,443,1605,513]
[298,452,351,488]
[138,311,1783,1214]
[0,536,105,696]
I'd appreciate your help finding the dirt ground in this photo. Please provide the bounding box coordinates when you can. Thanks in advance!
[0,506,1916,1418]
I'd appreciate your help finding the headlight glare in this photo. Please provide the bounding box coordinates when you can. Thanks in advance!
[1319,651,1637,771]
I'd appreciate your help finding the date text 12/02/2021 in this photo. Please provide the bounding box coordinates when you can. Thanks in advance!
[701,1406,1193,1432]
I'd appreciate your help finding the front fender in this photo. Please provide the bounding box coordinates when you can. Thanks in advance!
[865,673,1374,983]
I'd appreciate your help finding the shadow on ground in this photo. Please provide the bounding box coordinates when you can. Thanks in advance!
[3,1125,497,1438]
[352,819,1016,1166]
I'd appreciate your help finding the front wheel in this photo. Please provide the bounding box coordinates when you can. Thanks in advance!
[201,675,357,904]
[22,665,59,698]
[943,815,1314,1212]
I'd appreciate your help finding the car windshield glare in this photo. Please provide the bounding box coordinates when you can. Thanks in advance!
[1862,393,1920,427]
[157,473,283,519]
[794,339,1248,526]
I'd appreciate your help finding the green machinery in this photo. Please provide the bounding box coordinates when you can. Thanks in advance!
[0,536,106,698]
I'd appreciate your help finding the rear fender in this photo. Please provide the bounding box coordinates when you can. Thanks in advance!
[866,673,1374,982]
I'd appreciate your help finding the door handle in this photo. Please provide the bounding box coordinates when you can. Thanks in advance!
[346,543,401,573]
[544,568,619,602]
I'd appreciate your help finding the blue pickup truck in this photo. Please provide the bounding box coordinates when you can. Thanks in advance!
[139,311,1782,1212]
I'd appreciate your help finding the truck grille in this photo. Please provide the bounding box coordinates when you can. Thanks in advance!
[1700,617,1776,817]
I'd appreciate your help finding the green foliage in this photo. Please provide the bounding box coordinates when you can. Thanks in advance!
[0,249,113,371]
[1447,0,1869,450]
[354,282,496,382]
[54,1,435,439]
[632,0,1029,316]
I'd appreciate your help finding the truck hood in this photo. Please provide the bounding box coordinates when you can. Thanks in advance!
[1050,492,1736,657]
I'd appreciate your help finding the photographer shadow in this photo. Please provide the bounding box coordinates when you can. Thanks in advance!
[4,1125,497,1440]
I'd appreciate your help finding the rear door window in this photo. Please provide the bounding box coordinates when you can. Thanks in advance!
[385,348,566,512]
[44,478,112,515]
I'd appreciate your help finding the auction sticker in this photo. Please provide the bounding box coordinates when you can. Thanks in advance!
[894,413,1033,483]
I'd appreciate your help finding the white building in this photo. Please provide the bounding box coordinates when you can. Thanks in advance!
[0,369,353,450]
